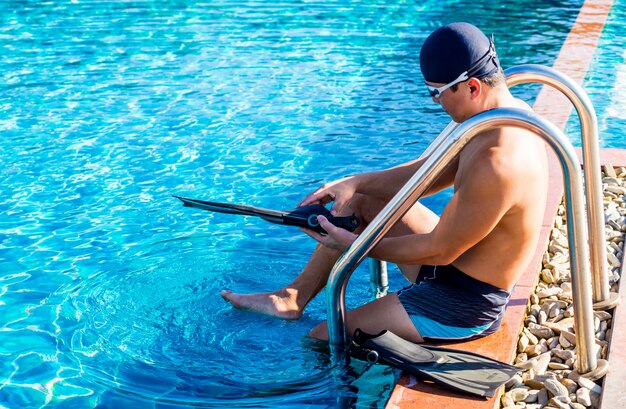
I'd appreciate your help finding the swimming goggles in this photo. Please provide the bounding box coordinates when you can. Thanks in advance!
[426,38,497,99]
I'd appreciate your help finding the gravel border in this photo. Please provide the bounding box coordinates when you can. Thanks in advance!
[500,165,626,409]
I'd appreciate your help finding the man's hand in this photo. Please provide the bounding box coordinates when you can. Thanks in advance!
[298,176,358,216]
[301,215,358,251]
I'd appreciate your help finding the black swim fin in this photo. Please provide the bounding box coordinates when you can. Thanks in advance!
[349,329,520,398]
[174,196,360,234]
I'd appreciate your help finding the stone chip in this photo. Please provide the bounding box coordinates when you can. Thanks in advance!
[528,323,555,339]
[536,287,563,299]
[545,378,569,398]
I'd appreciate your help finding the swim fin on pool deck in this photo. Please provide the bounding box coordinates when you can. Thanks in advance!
[349,329,520,398]
[174,196,360,234]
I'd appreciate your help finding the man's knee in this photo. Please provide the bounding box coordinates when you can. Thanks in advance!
[345,193,387,224]
[338,194,438,237]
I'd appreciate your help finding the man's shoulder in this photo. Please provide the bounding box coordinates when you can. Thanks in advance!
[511,97,533,112]
[459,129,546,182]
[461,145,508,180]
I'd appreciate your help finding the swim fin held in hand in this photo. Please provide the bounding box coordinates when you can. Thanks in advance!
[174,196,360,234]
[349,329,520,398]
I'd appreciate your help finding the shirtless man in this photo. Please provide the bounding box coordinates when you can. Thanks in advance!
[221,22,548,343]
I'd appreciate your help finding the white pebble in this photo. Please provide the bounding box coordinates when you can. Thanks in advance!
[576,387,592,406]
[577,377,602,394]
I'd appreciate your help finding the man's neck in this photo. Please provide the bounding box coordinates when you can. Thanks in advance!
[481,85,516,111]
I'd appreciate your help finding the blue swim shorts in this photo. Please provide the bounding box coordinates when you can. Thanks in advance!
[397,264,510,342]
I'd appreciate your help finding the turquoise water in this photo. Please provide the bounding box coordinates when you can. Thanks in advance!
[0,0,611,407]
[565,0,626,148]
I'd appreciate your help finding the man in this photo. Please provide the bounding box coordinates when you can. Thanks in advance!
[221,22,548,343]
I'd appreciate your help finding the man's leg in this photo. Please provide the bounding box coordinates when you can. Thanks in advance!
[220,244,342,320]
[308,292,423,343]
[221,195,439,319]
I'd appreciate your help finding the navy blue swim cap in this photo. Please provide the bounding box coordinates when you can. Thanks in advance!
[420,22,500,84]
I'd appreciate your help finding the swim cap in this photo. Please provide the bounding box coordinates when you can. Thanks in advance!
[420,22,500,84]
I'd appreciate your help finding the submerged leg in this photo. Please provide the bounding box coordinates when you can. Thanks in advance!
[220,244,343,320]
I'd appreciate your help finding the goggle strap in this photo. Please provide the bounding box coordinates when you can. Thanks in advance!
[466,38,497,78]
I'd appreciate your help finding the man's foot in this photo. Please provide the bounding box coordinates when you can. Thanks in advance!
[220,289,303,320]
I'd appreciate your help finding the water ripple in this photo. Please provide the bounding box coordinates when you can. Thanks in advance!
[51,248,366,407]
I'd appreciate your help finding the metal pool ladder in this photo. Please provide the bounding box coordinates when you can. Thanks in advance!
[326,64,611,380]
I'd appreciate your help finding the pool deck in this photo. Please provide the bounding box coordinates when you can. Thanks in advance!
[386,0,624,407]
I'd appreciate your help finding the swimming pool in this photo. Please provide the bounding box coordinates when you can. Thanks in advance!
[3,0,620,407]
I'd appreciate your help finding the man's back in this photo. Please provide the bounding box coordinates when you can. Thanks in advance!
[452,99,549,291]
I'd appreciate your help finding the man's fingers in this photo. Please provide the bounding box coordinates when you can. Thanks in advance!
[299,188,320,206]
[302,216,356,252]
[298,193,317,207]
[301,227,326,243]
[317,216,336,234]
[299,190,331,207]
[329,198,346,216]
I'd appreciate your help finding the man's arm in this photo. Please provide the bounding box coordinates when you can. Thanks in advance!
[299,156,458,214]
[303,152,516,263]
[355,156,458,199]
[369,156,515,265]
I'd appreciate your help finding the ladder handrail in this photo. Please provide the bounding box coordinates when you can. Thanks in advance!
[505,64,615,307]
[326,107,599,376]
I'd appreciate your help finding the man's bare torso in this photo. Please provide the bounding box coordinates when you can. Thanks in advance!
[451,101,549,291]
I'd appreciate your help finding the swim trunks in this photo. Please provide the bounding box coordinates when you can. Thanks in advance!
[397,264,510,342]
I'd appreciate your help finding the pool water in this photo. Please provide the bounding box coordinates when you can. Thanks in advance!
[4,0,622,407]
[565,0,626,148]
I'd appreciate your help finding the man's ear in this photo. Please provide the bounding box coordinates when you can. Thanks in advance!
[467,78,481,99]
